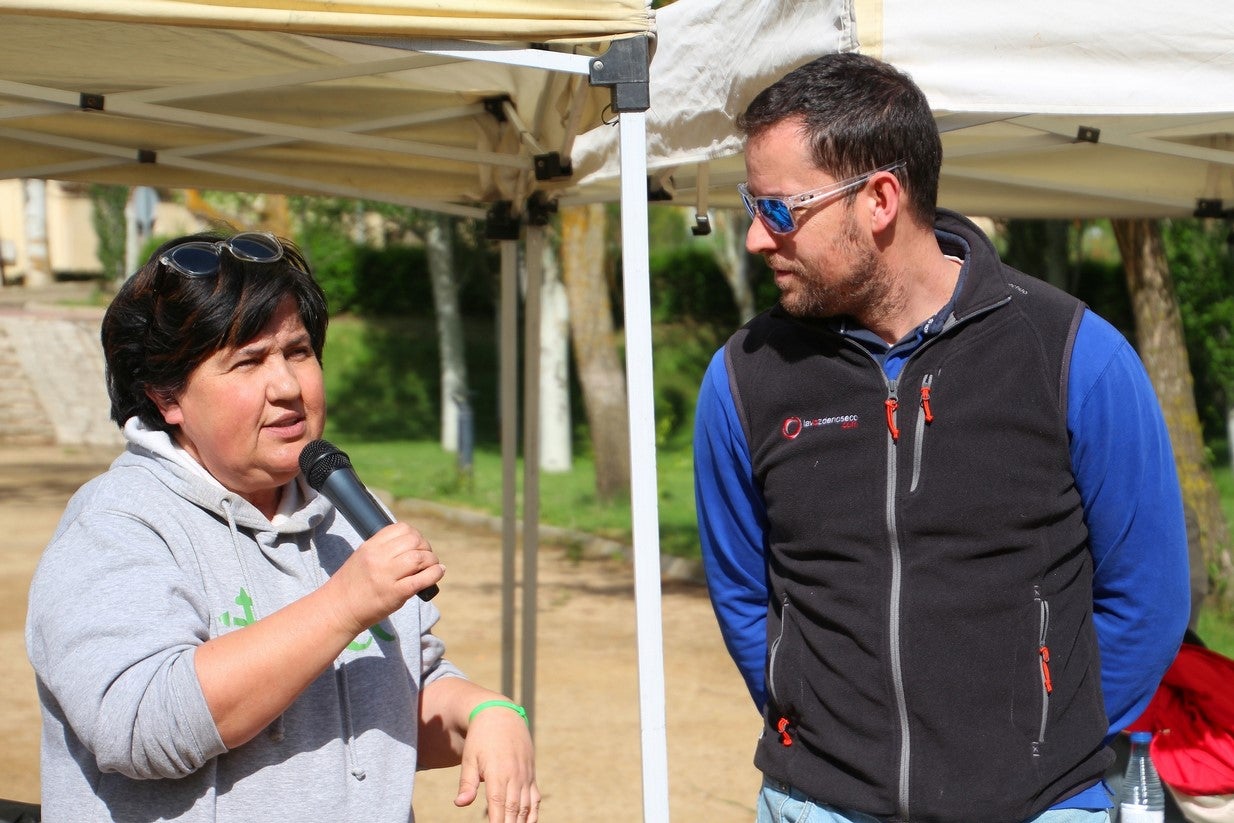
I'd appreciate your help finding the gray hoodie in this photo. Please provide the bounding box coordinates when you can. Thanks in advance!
[26,420,464,822]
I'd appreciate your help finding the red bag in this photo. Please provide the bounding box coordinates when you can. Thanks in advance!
[1128,642,1234,795]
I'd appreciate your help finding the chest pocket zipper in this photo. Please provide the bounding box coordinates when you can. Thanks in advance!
[909,374,935,492]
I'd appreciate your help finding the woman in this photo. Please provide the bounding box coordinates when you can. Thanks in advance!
[26,231,539,822]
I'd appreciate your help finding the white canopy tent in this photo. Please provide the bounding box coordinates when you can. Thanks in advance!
[570,0,1234,220]
[0,3,674,820]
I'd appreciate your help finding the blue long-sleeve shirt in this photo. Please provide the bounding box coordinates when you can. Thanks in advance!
[694,306,1190,812]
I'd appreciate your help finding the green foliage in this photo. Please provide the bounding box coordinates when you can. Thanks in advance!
[292,199,498,319]
[1164,218,1234,461]
[350,244,432,317]
[647,245,738,323]
[322,317,436,440]
[322,314,502,443]
[650,320,726,448]
[297,221,363,314]
[88,185,129,282]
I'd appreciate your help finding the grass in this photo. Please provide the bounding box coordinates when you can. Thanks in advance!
[324,437,702,558]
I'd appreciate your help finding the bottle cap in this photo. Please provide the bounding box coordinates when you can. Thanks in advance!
[1129,730,1153,743]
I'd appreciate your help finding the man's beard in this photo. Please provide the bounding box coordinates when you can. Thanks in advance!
[778,212,893,322]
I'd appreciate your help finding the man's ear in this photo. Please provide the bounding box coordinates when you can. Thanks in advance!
[867,169,902,235]
[146,388,183,427]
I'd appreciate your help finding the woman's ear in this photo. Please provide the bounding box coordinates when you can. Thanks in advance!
[146,388,183,427]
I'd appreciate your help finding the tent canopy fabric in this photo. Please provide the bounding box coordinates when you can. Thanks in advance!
[0,0,651,41]
[569,0,1234,219]
[0,1,653,218]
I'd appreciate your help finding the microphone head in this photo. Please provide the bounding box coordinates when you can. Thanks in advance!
[299,439,352,491]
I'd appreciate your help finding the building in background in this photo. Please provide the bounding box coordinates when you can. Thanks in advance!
[0,180,201,285]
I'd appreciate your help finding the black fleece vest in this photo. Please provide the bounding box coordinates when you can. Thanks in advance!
[726,212,1111,822]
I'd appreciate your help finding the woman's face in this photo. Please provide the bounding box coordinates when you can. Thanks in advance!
[153,295,325,516]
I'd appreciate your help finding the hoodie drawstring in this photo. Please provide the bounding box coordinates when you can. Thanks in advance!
[221,497,286,743]
[307,534,365,781]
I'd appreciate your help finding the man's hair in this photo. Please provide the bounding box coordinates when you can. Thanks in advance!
[101,232,328,433]
[736,52,942,226]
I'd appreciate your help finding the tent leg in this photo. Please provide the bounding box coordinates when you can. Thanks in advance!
[500,240,518,703]
[618,109,671,822]
[521,225,544,731]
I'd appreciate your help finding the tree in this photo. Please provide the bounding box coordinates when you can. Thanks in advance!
[89,184,129,282]
[559,203,630,501]
[536,227,572,472]
[709,208,757,324]
[22,179,52,288]
[424,213,469,453]
[1112,219,1233,613]
[1003,219,1072,291]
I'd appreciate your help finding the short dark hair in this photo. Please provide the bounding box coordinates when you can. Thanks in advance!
[101,231,329,433]
[736,52,942,226]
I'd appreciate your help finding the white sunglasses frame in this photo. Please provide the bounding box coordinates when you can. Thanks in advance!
[738,160,907,234]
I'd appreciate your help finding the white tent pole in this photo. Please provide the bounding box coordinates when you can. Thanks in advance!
[500,239,519,702]
[617,109,670,822]
[521,225,544,731]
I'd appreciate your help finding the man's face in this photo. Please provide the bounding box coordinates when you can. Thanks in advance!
[743,118,889,320]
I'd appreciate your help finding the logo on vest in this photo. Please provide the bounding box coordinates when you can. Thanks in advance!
[781,414,859,440]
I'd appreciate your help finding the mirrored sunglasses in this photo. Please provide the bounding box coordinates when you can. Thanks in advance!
[738,160,907,234]
[158,231,285,278]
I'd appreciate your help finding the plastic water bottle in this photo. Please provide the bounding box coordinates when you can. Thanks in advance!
[1118,731,1166,822]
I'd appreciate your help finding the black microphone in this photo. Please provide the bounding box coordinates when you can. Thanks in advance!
[299,438,439,601]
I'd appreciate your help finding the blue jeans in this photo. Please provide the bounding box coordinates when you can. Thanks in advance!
[756,778,1111,823]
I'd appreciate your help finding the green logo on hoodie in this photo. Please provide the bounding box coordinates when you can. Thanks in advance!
[219,588,255,627]
[219,587,395,650]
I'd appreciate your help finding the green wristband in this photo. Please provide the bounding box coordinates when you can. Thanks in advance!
[468,699,529,726]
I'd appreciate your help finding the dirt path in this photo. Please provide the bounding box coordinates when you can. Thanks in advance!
[0,444,763,821]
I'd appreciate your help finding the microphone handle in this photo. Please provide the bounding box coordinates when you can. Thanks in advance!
[319,468,439,601]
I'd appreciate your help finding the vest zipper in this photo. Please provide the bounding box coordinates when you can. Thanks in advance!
[884,380,901,442]
[883,377,912,819]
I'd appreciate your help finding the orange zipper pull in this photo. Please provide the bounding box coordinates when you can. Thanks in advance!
[920,384,934,424]
[777,716,794,746]
[884,396,900,442]
[1039,646,1054,694]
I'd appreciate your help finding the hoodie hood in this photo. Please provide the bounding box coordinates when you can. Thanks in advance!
[121,417,331,537]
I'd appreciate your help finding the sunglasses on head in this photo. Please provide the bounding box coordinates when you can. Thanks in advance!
[738,160,907,235]
[158,232,285,278]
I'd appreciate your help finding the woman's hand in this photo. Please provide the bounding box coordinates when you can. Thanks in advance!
[455,704,540,823]
[325,522,445,636]
[420,679,541,823]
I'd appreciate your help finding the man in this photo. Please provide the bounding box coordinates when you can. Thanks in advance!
[693,52,1190,823]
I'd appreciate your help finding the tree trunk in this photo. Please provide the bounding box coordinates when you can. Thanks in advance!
[711,209,757,324]
[538,230,572,472]
[22,179,52,288]
[1112,218,1233,615]
[559,203,630,501]
[426,214,469,453]
[1004,219,1071,290]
